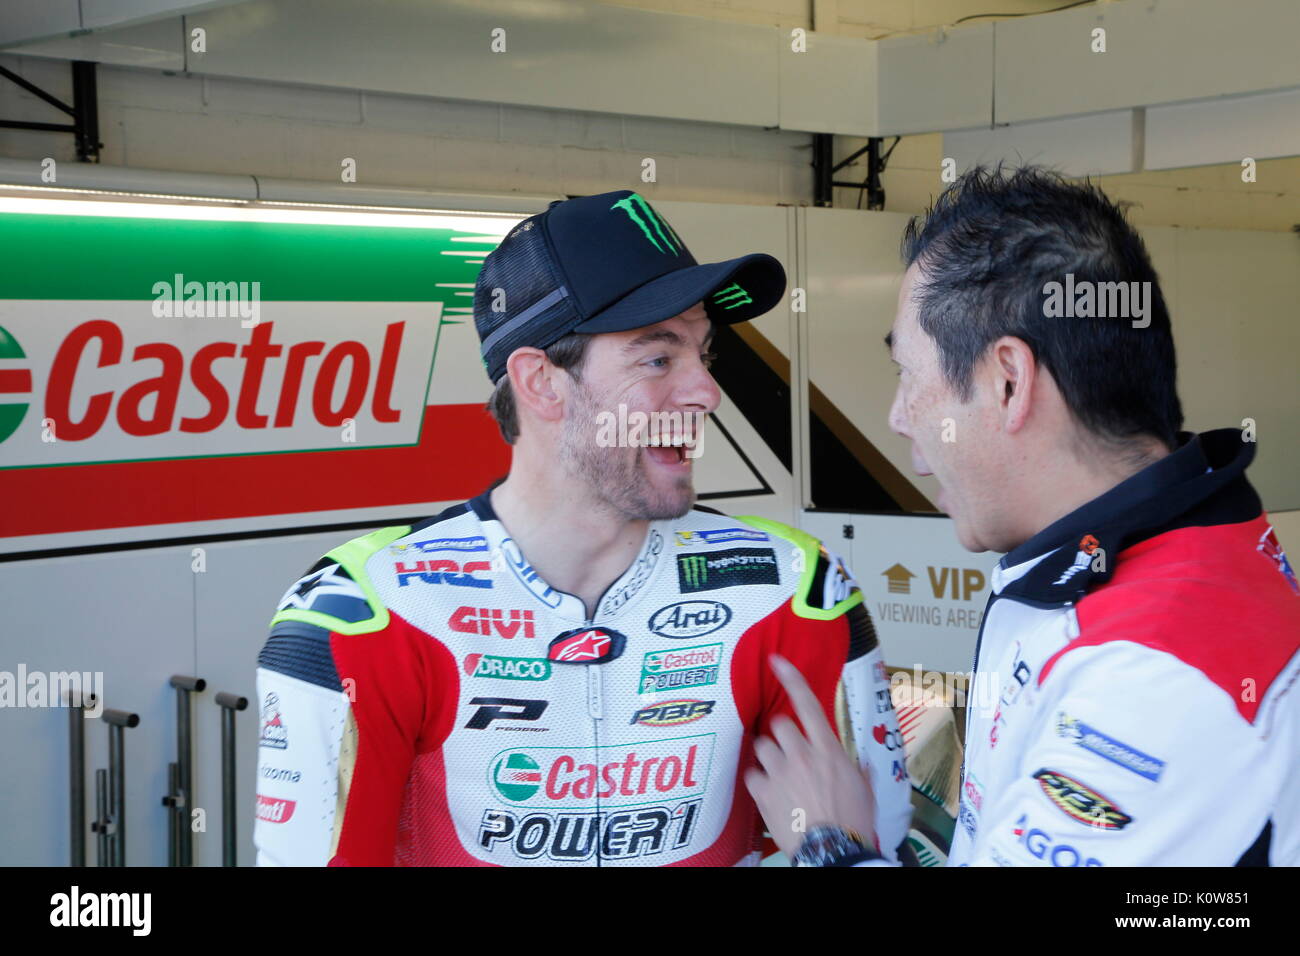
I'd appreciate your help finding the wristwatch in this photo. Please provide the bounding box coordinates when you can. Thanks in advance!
[790,825,882,867]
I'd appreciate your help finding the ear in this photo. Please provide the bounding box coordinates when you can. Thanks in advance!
[987,335,1037,434]
[505,347,567,427]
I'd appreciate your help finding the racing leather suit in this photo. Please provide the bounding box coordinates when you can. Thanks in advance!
[254,492,913,866]
[949,430,1300,867]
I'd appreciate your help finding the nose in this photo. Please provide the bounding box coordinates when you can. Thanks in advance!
[678,358,722,416]
[888,382,910,438]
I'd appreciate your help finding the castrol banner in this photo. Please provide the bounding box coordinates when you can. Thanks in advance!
[0,200,518,554]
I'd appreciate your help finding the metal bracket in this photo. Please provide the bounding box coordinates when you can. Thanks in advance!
[0,60,102,162]
[811,133,901,210]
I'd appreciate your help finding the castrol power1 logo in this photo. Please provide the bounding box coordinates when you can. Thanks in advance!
[488,734,715,810]
[0,301,440,467]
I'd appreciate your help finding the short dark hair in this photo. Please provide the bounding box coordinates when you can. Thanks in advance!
[901,164,1183,449]
[486,332,592,444]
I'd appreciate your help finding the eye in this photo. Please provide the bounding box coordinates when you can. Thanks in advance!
[701,351,717,369]
[646,356,670,369]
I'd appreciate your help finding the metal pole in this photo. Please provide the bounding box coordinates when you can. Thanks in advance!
[169,676,205,866]
[102,708,139,867]
[94,769,108,867]
[165,762,180,866]
[216,692,248,867]
[68,689,93,867]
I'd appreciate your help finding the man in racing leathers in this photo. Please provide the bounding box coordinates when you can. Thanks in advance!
[744,166,1299,868]
[253,189,913,866]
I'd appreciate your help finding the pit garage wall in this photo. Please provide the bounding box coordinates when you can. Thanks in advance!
[1,193,1297,866]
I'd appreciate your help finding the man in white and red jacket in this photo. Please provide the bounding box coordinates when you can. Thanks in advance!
[746,166,1299,868]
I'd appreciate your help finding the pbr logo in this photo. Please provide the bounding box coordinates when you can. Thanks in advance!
[647,600,732,639]
[631,699,715,727]
[1033,769,1132,830]
[677,548,779,593]
[547,627,627,664]
[258,692,288,750]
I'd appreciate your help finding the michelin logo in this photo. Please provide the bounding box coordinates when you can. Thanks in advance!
[1056,713,1165,782]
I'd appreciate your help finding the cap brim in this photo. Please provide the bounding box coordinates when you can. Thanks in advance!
[571,253,786,334]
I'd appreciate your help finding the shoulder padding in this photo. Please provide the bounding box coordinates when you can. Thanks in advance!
[736,515,863,620]
[269,525,410,635]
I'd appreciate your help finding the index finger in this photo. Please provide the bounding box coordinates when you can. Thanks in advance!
[769,653,841,754]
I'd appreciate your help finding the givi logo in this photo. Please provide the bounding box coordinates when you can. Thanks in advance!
[0,301,439,467]
[0,324,31,444]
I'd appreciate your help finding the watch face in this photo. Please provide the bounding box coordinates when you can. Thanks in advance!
[794,826,873,866]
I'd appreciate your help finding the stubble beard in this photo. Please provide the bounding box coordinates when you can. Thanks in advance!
[560,381,696,522]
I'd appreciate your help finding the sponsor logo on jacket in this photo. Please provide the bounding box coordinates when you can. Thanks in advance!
[1056,713,1166,781]
[449,606,535,639]
[1011,814,1104,866]
[673,527,769,546]
[479,799,702,862]
[677,548,779,593]
[487,734,714,808]
[258,692,288,750]
[255,794,296,824]
[396,558,492,589]
[1033,769,1133,830]
[647,600,732,639]
[464,654,551,681]
[631,699,715,727]
[639,643,722,693]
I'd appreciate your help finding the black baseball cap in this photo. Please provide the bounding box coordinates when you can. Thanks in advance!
[473,189,787,383]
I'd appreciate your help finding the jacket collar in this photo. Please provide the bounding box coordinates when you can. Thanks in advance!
[997,428,1260,604]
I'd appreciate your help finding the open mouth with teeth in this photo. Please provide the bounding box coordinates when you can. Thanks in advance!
[644,437,695,465]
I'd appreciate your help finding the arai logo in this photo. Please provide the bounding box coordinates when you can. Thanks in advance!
[648,600,731,639]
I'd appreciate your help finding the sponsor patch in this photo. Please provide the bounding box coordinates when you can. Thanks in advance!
[677,548,779,593]
[1011,813,1104,867]
[395,558,492,589]
[639,643,722,694]
[486,734,714,809]
[464,654,551,682]
[631,699,715,727]
[673,527,769,546]
[479,800,701,862]
[647,600,732,639]
[547,627,627,664]
[1033,769,1132,830]
[258,692,288,750]
[1056,713,1165,781]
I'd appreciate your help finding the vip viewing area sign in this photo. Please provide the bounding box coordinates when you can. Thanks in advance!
[0,197,519,554]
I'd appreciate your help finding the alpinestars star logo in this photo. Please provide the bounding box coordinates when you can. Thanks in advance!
[610,193,684,256]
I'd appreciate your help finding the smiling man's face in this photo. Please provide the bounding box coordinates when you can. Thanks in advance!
[887,263,1009,553]
[559,301,720,521]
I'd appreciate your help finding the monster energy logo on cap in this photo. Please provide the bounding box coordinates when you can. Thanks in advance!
[610,193,685,256]
[677,548,780,593]
[711,282,752,311]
